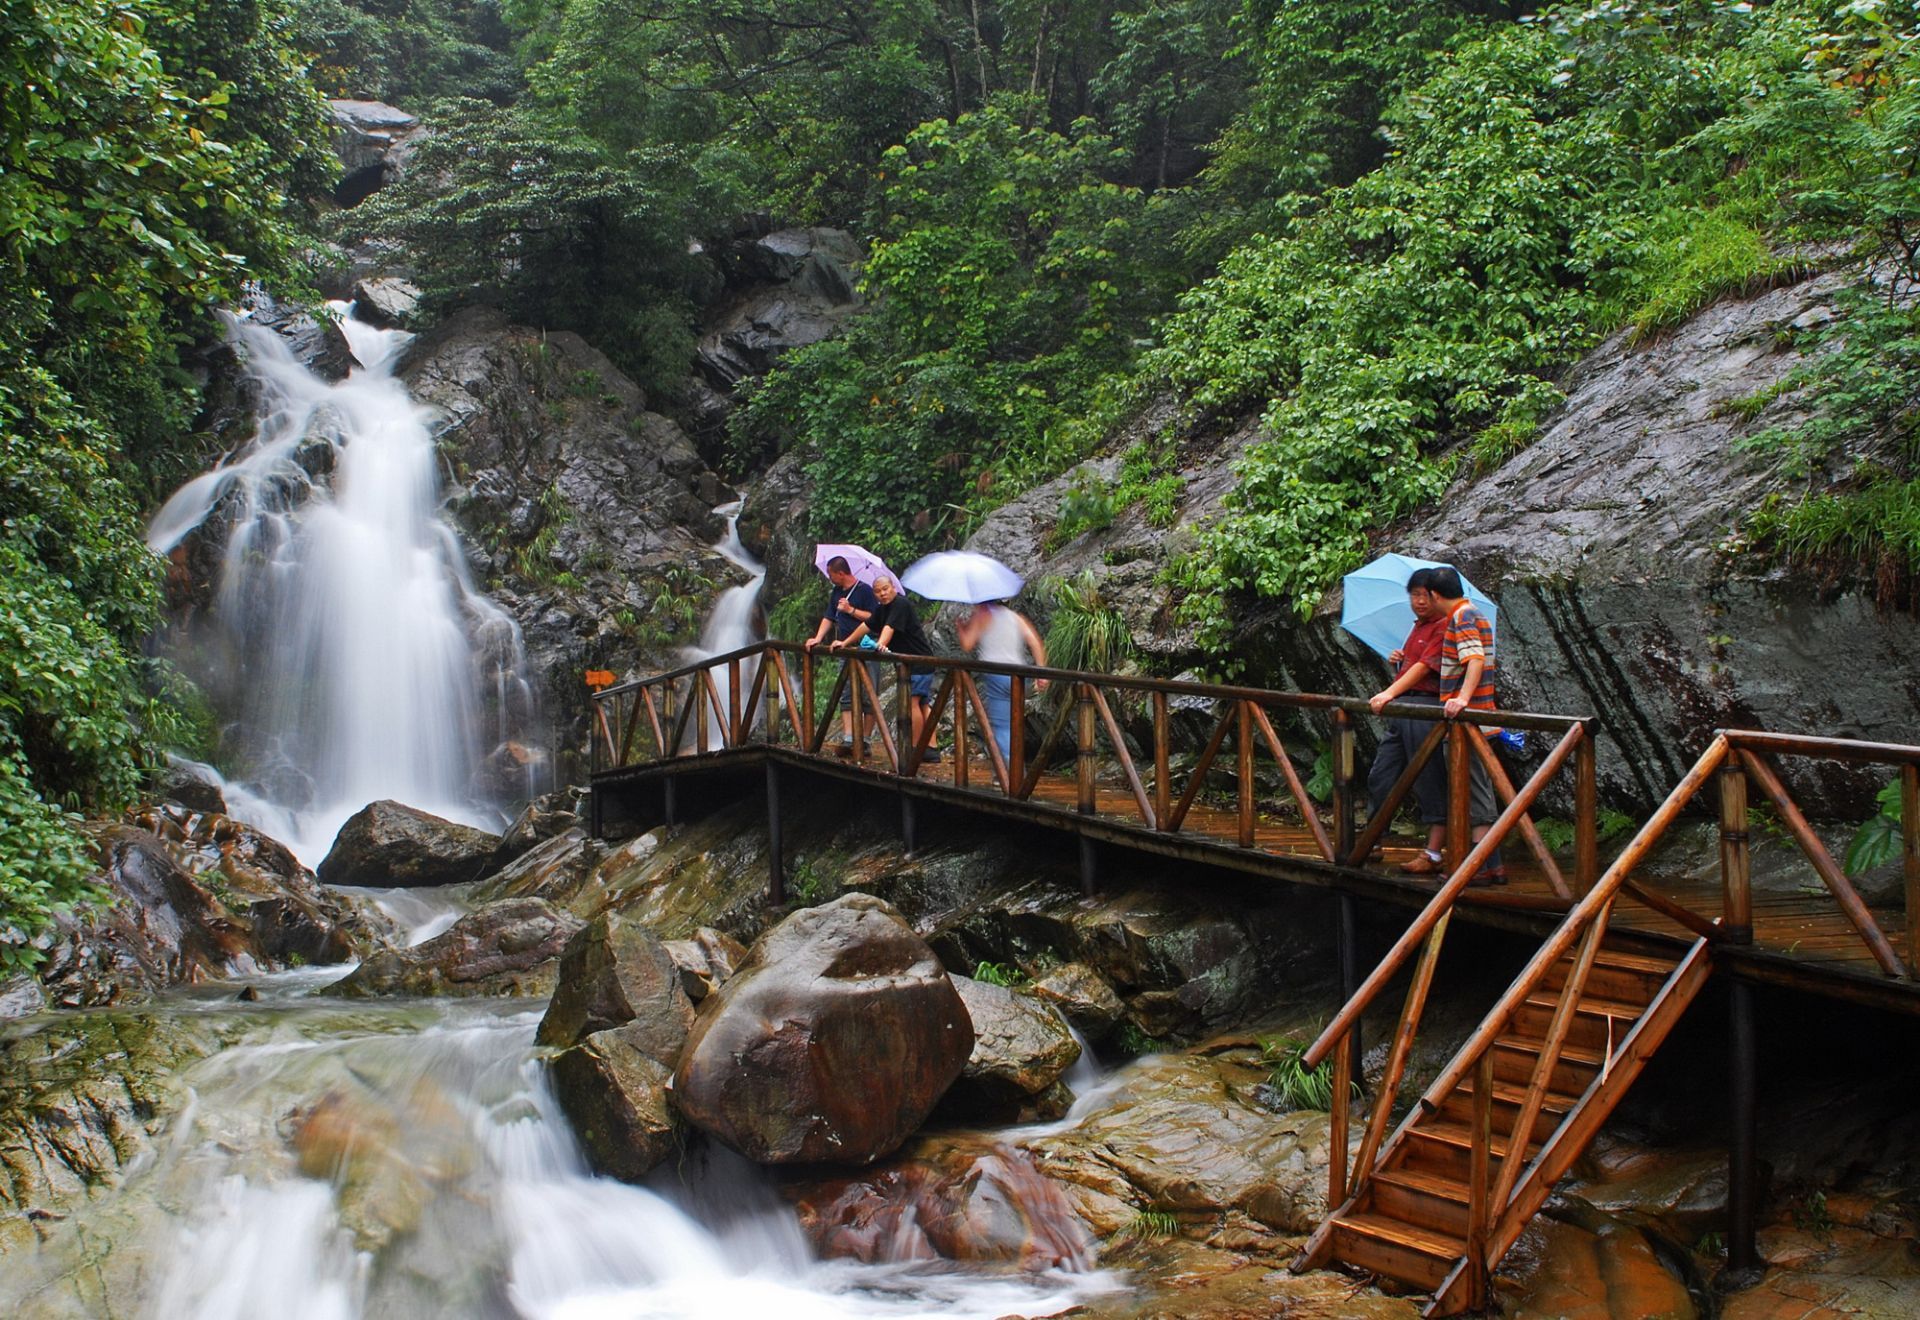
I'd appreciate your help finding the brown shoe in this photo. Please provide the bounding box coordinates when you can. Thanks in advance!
[1400,852,1444,876]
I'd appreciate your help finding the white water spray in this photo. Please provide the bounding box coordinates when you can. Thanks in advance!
[148,303,537,862]
[682,499,767,747]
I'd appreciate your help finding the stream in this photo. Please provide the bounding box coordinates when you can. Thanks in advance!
[3,969,1117,1320]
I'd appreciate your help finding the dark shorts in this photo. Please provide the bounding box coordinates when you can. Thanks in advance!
[909,668,934,701]
[837,659,884,710]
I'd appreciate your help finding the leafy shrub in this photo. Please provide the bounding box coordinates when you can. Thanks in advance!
[1050,470,1119,548]
[971,959,1028,988]
[1625,207,1803,345]
[1262,1034,1356,1111]
[1846,779,1905,876]
[1042,572,1138,675]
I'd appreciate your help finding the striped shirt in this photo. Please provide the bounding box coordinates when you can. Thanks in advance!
[1439,602,1496,711]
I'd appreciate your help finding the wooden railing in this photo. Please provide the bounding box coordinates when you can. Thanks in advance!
[590,642,1594,865]
[1304,727,1920,1310]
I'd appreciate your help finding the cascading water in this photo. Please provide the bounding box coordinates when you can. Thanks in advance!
[0,985,1114,1320]
[684,500,767,747]
[147,302,539,863]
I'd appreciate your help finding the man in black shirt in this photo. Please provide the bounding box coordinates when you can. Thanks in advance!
[839,575,938,762]
[805,555,878,751]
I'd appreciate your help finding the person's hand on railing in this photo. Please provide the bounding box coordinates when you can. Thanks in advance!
[1369,691,1392,716]
[1444,696,1470,718]
[1034,678,1049,693]
[804,636,821,652]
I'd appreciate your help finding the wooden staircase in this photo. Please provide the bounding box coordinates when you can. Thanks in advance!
[1298,931,1713,1314]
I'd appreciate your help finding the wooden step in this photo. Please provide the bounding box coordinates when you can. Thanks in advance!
[1539,950,1673,1005]
[1398,1117,1542,1181]
[1370,1167,1471,1237]
[1513,991,1647,1050]
[1489,1035,1605,1093]
[1331,1211,1464,1291]
[1435,1078,1580,1145]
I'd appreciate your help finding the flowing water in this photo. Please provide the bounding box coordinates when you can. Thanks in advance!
[683,500,767,748]
[2,981,1114,1320]
[147,303,539,865]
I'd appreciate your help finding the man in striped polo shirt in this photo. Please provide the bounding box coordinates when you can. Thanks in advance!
[1414,566,1505,883]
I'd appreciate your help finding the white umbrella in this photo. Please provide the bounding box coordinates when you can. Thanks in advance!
[900,551,1024,604]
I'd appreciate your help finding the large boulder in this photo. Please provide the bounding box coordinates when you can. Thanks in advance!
[940,975,1082,1123]
[549,1025,679,1183]
[327,897,582,998]
[672,894,974,1165]
[695,228,864,393]
[350,276,422,329]
[318,800,503,890]
[1030,962,1126,1040]
[660,927,748,1002]
[787,1135,1095,1270]
[328,99,419,206]
[535,912,694,1053]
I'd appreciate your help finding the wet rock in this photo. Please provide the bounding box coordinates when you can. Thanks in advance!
[404,306,734,774]
[673,894,974,1165]
[1505,1215,1698,1319]
[695,229,863,392]
[131,802,367,968]
[289,1081,475,1252]
[243,293,361,382]
[0,976,44,1023]
[477,826,607,908]
[0,1013,219,1226]
[736,449,815,620]
[535,912,694,1053]
[327,897,582,998]
[156,760,228,816]
[489,786,588,870]
[549,1025,678,1183]
[939,975,1081,1123]
[1028,1048,1340,1236]
[318,800,502,890]
[661,927,748,1002]
[350,276,422,329]
[37,826,253,1007]
[1030,962,1125,1039]
[786,1136,1094,1270]
[328,99,419,206]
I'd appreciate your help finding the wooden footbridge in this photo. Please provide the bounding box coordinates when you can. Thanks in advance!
[588,641,1920,1313]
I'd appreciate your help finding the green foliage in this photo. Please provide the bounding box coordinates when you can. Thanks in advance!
[1041,571,1138,674]
[291,0,518,104]
[1111,1207,1180,1247]
[1846,778,1905,876]
[1149,0,1920,634]
[1051,470,1119,547]
[971,959,1029,988]
[347,98,730,400]
[1261,1034,1354,1111]
[789,856,829,905]
[1,0,323,964]
[1306,745,1335,804]
[1113,1022,1161,1057]
[735,102,1181,565]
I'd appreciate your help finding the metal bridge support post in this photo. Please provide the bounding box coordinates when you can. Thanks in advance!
[589,787,603,839]
[1723,977,1763,1289]
[1079,835,1098,896]
[662,776,677,828]
[766,760,785,905]
[1337,893,1363,1095]
[901,794,918,857]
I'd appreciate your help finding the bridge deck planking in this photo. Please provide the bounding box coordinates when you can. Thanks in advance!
[883,749,1911,986]
[593,741,1919,1010]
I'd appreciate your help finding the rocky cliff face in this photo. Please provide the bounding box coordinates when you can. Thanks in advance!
[966,269,1919,814]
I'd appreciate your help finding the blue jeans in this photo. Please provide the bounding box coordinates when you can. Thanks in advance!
[980,672,1013,761]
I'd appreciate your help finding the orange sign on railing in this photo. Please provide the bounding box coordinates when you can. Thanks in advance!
[585,669,617,690]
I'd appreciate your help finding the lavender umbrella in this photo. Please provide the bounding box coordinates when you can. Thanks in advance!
[813,543,896,587]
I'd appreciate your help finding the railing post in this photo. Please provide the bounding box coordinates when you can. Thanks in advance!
[1076,682,1097,816]
[1467,1048,1493,1311]
[1903,765,1919,973]
[1328,1031,1352,1210]
[1575,725,1599,895]
[801,649,815,754]
[1719,762,1752,944]
[1447,721,1472,875]
[896,660,912,777]
[590,694,601,778]
[1237,699,1255,847]
[1153,691,1171,832]
[849,658,864,766]
[728,656,742,746]
[1332,709,1356,862]
[1009,676,1026,795]
[1337,893,1362,1095]
[766,759,784,905]
[695,674,709,755]
[953,677,970,790]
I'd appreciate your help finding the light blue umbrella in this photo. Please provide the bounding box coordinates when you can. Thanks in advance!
[901,551,1024,604]
[1341,553,1498,662]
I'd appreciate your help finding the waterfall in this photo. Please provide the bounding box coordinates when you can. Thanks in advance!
[148,302,538,863]
[683,500,766,747]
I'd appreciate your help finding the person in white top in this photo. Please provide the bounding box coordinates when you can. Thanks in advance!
[954,601,1048,768]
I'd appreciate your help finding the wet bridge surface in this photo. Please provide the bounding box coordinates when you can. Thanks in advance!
[587,642,1920,1017]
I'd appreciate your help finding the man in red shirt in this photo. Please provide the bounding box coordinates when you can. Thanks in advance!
[1425,565,1505,883]
[1367,568,1450,865]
